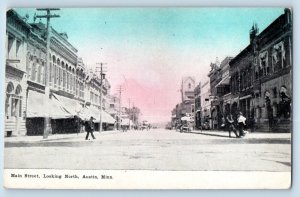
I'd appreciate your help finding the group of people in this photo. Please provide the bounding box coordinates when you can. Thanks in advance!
[225,112,248,138]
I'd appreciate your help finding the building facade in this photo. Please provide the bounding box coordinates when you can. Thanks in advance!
[252,9,292,132]
[194,82,201,129]
[228,9,292,132]
[5,10,31,136]
[229,42,255,125]
[200,79,212,129]
[5,9,118,136]
[208,57,235,129]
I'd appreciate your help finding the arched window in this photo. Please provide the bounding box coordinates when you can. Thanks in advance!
[66,64,69,91]
[52,56,57,86]
[15,85,22,95]
[66,72,69,91]
[57,59,61,87]
[5,82,14,117]
[63,70,66,90]
[6,82,14,94]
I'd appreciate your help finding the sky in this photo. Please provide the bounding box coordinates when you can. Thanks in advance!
[15,8,284,123]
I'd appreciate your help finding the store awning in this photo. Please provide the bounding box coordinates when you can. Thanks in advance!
[102,110,116,124]
[80,105,115,124]
[27,90,72,119]
[216,76,231,88]
[52,93,83,115]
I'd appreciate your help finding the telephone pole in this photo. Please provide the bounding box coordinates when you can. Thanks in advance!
[35,8,60,139]
[116,86,124,130]
[128,98,131,130]
[132,102,135,126]
[96,62,107,132]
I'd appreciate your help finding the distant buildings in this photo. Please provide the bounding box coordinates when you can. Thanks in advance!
[171,9,292,133]
[194,82,201,129]
[171,76,195,128]
[208,57,232,129]
[200,80,211,129]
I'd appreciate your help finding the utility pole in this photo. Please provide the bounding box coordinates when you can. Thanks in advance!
[128,98,131,130]
[132,102,135,126]
[116,86,124,130]
[35,8,60,139]
[96,62,107,133]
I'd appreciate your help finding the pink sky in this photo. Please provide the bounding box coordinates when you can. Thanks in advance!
[97,42,210,123]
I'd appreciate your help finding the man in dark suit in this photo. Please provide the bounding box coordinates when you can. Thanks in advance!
[226,113,238,138]
[85,116,96,140]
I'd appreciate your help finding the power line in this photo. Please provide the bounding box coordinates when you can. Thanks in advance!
[116,85,124,130]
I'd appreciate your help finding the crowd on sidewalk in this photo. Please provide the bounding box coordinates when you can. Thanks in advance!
[175,111,249,138]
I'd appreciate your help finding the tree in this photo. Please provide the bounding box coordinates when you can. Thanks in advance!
[125,106,141,124]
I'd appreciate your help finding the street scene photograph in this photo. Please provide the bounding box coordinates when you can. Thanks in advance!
[3,7,291,188]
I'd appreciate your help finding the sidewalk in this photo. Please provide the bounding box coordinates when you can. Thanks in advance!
[4,130,122,143]
[187,130,291,139]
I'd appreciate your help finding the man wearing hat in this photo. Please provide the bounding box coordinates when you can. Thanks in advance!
[85,116,96,140]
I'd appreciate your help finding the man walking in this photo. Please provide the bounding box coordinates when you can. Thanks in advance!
[85,116,96,140]
[226,113,238,138]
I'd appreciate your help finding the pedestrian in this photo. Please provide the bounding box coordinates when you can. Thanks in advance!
[220,115,226,128]
[226,113,238,138]
[237,112,247,138]
[74,115,82,135]
[85,116,96,140]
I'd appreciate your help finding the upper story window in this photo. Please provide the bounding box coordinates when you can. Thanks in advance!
[7,35,14,58]
[259,51,268,76]
[272,41,285,71]
[16,39,21,58]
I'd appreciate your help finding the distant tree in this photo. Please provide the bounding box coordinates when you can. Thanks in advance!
[125,106,141,124]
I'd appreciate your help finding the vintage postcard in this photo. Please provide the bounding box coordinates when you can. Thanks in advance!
[3,8,292,189]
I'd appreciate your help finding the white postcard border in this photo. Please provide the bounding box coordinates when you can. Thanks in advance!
[4,169,291,189]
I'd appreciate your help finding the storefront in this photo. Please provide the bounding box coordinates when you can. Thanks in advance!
[26,90,73,135]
